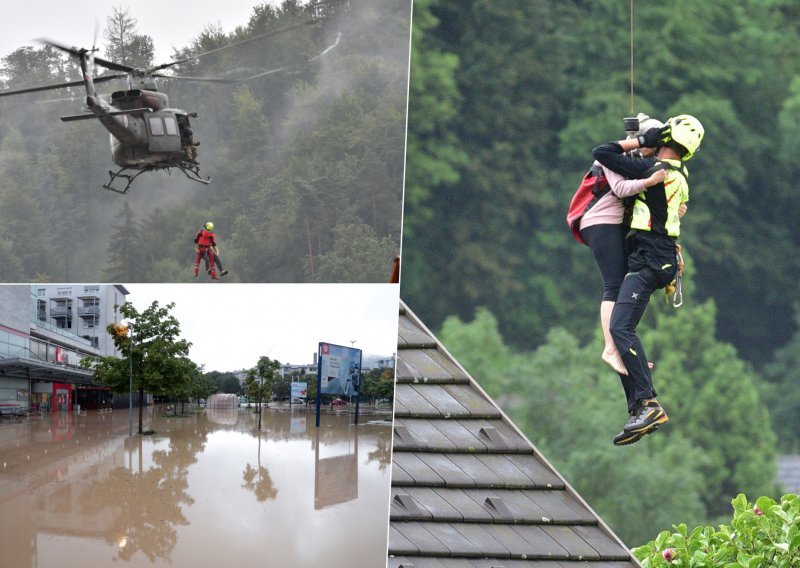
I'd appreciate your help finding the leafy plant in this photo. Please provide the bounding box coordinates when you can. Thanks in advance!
[633,494,800,567]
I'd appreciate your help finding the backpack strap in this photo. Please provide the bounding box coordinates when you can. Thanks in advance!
[589,163,608,196]
[645,161,688,181]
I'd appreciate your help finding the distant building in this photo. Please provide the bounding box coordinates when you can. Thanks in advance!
[0,285,129,414]
[279,363,317,378]
[777,455,800,495]
[365,354,396,372]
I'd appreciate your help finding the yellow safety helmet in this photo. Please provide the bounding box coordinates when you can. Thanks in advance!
[205,222,214,231]
[666,115,704,160]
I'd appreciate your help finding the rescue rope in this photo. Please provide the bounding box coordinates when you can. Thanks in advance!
[630,0,635,113]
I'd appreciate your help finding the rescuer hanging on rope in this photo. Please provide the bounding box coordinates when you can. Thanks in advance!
[193,221,228,280]
[591,114,704,446]
[569,113,671,376]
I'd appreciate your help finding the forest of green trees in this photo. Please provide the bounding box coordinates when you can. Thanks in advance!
[403,0,800,548]
[0,0,410,282]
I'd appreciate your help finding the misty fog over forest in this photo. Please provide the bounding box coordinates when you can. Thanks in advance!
[0,0,410,282]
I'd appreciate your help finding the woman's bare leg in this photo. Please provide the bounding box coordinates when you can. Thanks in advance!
[601,300,627,374]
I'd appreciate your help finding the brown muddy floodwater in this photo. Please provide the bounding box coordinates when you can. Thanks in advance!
[0,405,393,568]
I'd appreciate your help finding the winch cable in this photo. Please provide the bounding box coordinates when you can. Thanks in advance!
[630,0,635,114]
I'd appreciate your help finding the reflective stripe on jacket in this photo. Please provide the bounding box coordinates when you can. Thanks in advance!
[630,159,688,237]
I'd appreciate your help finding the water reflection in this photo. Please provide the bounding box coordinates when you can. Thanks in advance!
[81,436,195,563]
[315,427,358,509]
[0,407,391,567]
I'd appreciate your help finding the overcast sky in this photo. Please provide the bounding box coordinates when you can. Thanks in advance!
[124,284,400,372]
[0,1,273,65]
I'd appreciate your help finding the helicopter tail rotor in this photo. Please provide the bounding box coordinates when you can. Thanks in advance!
[89,18,100,76]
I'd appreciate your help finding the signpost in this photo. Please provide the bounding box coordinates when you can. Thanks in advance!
[315,342,362,427]
[290,381,307,403]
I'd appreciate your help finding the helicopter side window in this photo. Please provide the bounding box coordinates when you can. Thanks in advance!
[164,116,178,136]
[148,117,165,136]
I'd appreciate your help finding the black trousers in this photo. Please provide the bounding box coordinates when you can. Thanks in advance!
[580,223,627,302]
[610,232,678,411]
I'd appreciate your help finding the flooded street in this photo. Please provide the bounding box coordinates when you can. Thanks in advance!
[0,406,392,567]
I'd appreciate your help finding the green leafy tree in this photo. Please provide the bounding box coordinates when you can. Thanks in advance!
[205,371,243,394]
[87,300,193,433]
[633,494,800,567]
[187,369,217,407]
[244,356,281,429]
[361,367,395,400]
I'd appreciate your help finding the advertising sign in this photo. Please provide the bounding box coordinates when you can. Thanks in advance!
[291,381,307,399]
[318,343,362,396]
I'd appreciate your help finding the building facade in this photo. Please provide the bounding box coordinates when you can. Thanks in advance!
[0,285,129,414]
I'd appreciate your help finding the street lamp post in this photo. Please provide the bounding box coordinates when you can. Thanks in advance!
[128,327,134,437]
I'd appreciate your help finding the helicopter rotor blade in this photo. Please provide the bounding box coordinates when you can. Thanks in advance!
[35,37,135,73]
[145,18,317,74]
[90,18,99,74]
[0,74,124,98]
[242,31,342,81]
[150,73,245,84]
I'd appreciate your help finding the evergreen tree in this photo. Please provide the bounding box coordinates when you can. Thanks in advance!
[102,202,146,282]
[103,7,155,68]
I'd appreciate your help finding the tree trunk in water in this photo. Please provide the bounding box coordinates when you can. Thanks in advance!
[138,388,144,434]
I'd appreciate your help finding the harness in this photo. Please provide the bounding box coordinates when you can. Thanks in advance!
[628,162,688,308]
[195,229,215,248]
[627,160,688,236]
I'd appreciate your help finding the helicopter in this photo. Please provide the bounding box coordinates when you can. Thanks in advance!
[0,20,336,194]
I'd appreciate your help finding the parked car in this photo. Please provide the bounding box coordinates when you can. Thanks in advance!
[331,398,346,407]
[0,400,26,416]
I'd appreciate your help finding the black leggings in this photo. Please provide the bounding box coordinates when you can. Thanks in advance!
[580,223,627,302]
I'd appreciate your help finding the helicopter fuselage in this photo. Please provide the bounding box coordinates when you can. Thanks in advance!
[100,89,194,168]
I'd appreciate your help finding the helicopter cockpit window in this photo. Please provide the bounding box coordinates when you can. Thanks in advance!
[148,117,165,136]
[164,116,178,136]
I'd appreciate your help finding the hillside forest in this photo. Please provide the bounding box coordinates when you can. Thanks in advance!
[403,0,800,547]
[0,0,411,283]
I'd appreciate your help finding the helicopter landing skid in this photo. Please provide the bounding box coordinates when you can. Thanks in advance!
[176,162,212,186]
[103,167,148,194]
[102,163,212,194]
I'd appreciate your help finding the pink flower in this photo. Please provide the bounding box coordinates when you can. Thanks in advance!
[754,505,763,516]
[663,548,676,562]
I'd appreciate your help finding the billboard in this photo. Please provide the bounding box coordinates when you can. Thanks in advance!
[317,343,362,397]
[290,381,307,399]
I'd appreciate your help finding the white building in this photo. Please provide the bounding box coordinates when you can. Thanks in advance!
[0,285,129,414]
[32,284,128,357]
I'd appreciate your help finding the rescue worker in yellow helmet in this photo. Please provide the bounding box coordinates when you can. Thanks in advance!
[193,221,228,279]
[591,114,704,445]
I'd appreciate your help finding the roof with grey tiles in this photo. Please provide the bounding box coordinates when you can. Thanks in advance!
[389,303,641,568]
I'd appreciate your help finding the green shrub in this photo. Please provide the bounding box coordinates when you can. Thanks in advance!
[633,494,800,567]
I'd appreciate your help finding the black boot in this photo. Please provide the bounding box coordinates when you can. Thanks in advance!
[624,399,669,435]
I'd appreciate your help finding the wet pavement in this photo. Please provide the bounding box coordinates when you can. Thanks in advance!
[0,406,393,567]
